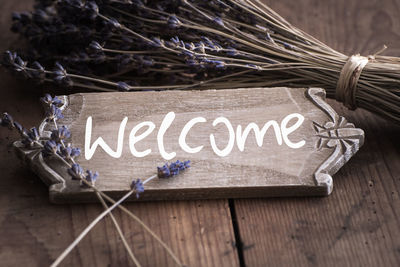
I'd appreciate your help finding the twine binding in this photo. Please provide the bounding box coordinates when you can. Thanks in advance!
[336,54,372,110]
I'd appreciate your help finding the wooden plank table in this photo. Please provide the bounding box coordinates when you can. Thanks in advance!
[0,0,399,266]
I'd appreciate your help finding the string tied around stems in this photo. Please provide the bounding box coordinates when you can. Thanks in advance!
[336,54,371,110]
[335,46,387,110]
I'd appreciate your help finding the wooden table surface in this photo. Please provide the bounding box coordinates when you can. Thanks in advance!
[0,0,399,266]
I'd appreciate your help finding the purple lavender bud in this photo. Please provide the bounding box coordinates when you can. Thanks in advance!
[29,127,39,141]
[157,160,190,178]
[181,51,192,59]
[151,37,163,48]
[107,18,121,29]
[183,160,191,169]
[60,144,81,160]
[205,59,225,69]
[45,105,64,122]
[246,64,260,70]
[89,41,103,52]
[14,56,27,73]
[70,147,81,158]
[215,61,226,69]
[42,140,61,157]
[226,47,238,56]
[1,112,14,128]
[32,61,44,71]
[167,15,181,28]
[130,179,144,198]
[40,94,62,106]
[3,51,17,66]
[117,81,130,91]
[51,126,71,142]
[185,42,195,50]
[201,36,215,48]
[54,62,66,73]
[283,42,294,50]
[22,127,40,147]
[213,17,224,26]
[83,170,99,186]
[171,36,180,45]
[168,162,180,176]
[84,1,99,19]
[53,62,69,84]
[157,163,171,178]
[68,163,84,180]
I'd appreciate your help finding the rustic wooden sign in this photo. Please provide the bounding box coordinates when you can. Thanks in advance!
[14,87,364,203]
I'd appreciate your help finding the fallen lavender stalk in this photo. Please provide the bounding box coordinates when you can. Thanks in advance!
[1,94,190,267]
[50,160,189,267]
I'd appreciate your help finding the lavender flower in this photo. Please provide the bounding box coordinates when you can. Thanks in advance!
[45,105,64,122]
[13,56,27,73]
[151,37,163,48]
[283,42,294,50]
[83,170,99,186]
[226,47,238,56]
[60,144,81,160]
[107,18,121,29]
[117,81,130,91]
[0,112,14,128]
[157,160,190,178]
[67,163,84,180]
[51,126,71,142]
[53,62,68,83]
[89,41,103,52]
[3,51,17,66]
[83,1,99,19]
[130,179,144,198]
[40,94,62,106]
[22,127,40,147]
[52,62,73,86]
[42,140,61,157]
[167,15,181,28]
[213,17,224,27]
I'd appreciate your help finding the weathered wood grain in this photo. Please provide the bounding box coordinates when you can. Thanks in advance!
[13,87,363,202]
[0,0,399,267]
[0,1,239,266]
[232,0,400,266]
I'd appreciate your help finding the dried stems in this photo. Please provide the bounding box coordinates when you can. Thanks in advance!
[4,0,400,123]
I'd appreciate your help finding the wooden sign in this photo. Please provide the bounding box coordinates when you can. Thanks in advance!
[14,87,364,203]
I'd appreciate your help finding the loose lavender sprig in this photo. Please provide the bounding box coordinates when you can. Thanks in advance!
[52,160,190,267]
[1,94,187,267]
[0,100,143,265]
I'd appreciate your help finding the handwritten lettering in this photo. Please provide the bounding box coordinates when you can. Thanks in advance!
[84,112,305,160]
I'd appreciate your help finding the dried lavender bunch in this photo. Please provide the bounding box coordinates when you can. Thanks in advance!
[4,0,400,124]
[1,95,190,267]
